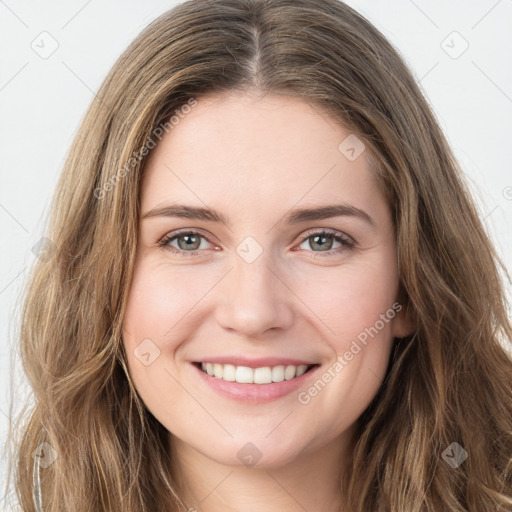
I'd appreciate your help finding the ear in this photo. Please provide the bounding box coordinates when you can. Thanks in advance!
[391,302,415,339]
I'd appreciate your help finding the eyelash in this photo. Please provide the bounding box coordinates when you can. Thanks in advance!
[157,228,356,258]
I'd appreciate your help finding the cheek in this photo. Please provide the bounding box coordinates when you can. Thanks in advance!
[121,263,179,391]
[121,263,189,414]
[294,258,399,437]
[122,260,212,343]
[290,250,399,346]
[121,260,219,406]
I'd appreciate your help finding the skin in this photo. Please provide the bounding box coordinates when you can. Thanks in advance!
[122,90,413,512]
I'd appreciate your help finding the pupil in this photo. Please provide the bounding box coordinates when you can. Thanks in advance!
[312,235,332,251]
[179,234,199,250]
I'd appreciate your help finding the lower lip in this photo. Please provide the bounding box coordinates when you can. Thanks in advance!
[191,363,320,403]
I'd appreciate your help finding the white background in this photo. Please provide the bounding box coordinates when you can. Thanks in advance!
[1,0,511,506]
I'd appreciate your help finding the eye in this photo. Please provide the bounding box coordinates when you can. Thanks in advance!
[157,228,355,257]
[295,229,355,257]
[157,229,215,256]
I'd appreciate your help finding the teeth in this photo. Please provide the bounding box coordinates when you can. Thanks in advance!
[200,362,310,384]
[213,363,223,378]
[296,365,308,377]
[222,364,236,381]
[284,365,296,380]
[271,365,285,382]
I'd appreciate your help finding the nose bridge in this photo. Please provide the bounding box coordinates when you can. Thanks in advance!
[214,245,294,335]
[233,251,276,300]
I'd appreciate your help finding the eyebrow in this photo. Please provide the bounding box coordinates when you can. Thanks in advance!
[142,202,375,228]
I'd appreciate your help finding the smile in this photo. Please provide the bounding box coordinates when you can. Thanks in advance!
[191,360,321,403]
[197,362,316,384]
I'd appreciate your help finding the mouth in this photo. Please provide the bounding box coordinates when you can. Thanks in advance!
[192,361,319,384]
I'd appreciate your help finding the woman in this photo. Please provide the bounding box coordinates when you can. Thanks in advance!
[6,0,512,510]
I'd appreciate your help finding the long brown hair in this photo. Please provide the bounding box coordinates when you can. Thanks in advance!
[5,0,512,510]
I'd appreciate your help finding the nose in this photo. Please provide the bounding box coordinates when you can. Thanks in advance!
[214,256,294,337]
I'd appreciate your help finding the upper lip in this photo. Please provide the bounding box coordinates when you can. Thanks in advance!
[193,356,319,368]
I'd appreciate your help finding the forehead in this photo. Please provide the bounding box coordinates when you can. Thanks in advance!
[140,91,386,225]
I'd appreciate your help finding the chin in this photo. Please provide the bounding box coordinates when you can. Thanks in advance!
[199,436,309,469]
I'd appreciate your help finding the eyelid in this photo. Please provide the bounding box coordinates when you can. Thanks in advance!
[298,227,354,245]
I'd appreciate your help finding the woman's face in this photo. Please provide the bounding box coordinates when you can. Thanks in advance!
[122,91,411,469]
